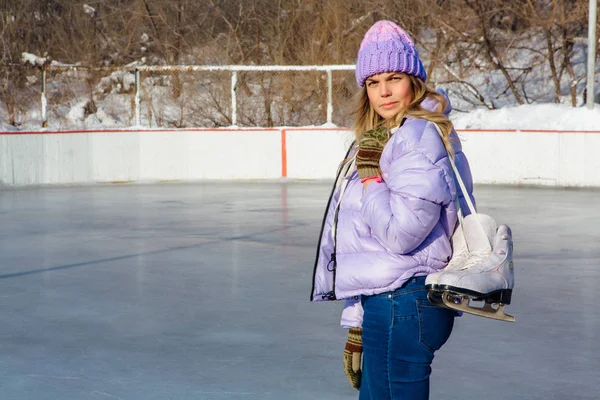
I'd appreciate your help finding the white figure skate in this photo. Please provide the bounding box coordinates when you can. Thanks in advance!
[426,222,515,322]
[425,213,497,291]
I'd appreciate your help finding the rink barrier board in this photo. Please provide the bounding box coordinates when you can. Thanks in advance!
[1,127,600,187]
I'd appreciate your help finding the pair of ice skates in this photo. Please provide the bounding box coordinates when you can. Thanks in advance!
[426,123,515,322]
[425,213,515,322]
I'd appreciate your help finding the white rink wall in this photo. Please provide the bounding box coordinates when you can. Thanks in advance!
[1,128,599,187]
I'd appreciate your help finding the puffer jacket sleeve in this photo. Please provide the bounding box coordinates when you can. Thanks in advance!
[360,142,454,255]
[340,298,364,328]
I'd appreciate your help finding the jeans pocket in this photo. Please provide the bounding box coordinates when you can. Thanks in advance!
[417,299,455,353]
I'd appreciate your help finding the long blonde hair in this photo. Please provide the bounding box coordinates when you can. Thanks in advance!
[352,75,454,156]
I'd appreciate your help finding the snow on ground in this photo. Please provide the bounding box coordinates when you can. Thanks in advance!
[21,53,47,67]
[2,102,598,131]
[450,103,600,130]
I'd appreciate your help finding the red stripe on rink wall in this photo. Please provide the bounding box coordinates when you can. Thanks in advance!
[458,129,600,134]
[0,127,281,135]
[2,127,600,135]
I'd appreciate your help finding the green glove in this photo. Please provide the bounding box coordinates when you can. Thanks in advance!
[343,327,363,390]
[356,127,389,179]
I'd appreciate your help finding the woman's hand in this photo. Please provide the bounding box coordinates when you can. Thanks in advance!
[343,327,363,390]
[356,127,389,180]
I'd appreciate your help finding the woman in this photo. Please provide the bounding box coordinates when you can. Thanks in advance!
[310,20,475,399]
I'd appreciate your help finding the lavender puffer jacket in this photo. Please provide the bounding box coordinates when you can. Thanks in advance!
[310,93,474,328]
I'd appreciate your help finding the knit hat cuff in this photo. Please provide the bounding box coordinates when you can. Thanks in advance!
[355,21,427,87]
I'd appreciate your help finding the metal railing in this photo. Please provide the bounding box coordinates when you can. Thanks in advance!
[1,64,358,129]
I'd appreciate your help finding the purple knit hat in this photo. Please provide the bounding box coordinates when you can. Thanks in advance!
[355,20,427,87]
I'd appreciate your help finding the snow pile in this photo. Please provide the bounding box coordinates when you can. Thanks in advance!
[2,102,598,132]
[21,53,47,67]
[83,4,95,15]
[451,103,600,131]
[98,71,136,93]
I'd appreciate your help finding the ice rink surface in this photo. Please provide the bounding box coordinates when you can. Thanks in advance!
[0,181,599,400]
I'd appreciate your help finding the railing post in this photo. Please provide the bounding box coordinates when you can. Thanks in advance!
[327,69,333,125]
[587,0,597,109]
[135,69,141,126]
[41,68,48,128]
[231,70,238,126]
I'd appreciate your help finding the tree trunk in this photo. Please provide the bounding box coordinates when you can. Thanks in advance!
[544,27,562,103]
[172,0,183,100]
[426,32,443,82]
[560,26,578,107]
[8,90,15,126]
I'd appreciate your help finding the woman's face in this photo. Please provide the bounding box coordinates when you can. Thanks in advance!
[365,72,414,120]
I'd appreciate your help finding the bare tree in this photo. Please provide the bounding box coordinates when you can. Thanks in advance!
[514,0,587,105]
[0,0,596,128]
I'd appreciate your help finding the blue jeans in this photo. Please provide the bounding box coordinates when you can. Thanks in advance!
[359,276,455,400]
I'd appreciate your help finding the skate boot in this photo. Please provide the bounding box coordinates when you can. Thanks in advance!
[425,213,497,291]
[432,224,515,322]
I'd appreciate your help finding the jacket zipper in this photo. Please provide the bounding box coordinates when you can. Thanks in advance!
[310,142,355,301]
[325,201,342,300]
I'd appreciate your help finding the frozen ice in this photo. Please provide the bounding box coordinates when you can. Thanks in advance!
[0,182,598,399]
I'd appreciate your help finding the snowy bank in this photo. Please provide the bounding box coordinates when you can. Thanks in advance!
[2,103,599,132]
[452,103,600,131]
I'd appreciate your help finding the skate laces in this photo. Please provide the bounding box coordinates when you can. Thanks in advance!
[445,251,469,271]
[460,250,490,272]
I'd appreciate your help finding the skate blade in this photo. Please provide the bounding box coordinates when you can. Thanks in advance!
[427,291,445,306]
[441,292,515,322]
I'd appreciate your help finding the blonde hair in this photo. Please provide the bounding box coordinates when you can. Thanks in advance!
[352,75,454,156]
